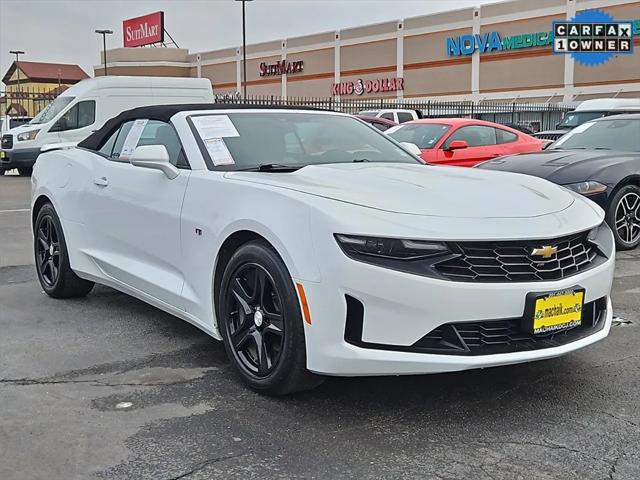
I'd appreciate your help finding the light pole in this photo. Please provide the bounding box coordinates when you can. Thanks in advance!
[235,0,254,100]
[95,29,113,76]
[9,50,24,111]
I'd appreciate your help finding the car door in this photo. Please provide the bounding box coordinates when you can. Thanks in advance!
[50,99,97,143]
[436,124,499,167]
[83,119,191,308]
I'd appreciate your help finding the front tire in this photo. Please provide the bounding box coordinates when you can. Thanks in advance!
[34,203,94,298]
[607,184,640,250]
[218,240,324,395]
[18,167,32,176]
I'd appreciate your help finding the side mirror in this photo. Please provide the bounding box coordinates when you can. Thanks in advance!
[446,140,469,151]
[400,142,422,156]
[130,145,179,180]
[555,122,561,129]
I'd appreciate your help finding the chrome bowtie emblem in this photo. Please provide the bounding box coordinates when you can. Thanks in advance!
[531,245,558,258]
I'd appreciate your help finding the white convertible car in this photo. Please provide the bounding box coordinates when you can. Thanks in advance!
[31,105,616,394]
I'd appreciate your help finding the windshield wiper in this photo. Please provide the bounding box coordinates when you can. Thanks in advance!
[352,158,371,162]
[237,163,301,172]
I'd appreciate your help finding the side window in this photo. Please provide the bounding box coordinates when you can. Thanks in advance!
[445,125,497,147]
[57,101,96,131]
[495,128,518,144]
[380,112,395,121]
[397,112,413,123]
[98,127,121,157]
[110,121,134,161]
[110,120,187,167]
[77,101,96,128]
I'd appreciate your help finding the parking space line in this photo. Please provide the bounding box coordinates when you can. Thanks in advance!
[0,208,30,213]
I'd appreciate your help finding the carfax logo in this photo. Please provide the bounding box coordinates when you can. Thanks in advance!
[553,9,634,66]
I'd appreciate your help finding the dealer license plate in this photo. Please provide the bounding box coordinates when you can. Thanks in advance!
[524,288,584,335]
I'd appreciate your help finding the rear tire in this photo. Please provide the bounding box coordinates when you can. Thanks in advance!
[607,184,640,251]
[18,167,32,177]
[0,168,5,176]
[218,240,324,395]
[34,203,94,298]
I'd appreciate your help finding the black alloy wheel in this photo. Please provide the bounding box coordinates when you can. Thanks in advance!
[36,214,61,288]
[33,203,94,298]
[608,185,640,250]
[218,240,324,395]
[226,263,285,377]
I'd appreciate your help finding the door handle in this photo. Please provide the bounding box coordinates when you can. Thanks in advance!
[93,176,109,187]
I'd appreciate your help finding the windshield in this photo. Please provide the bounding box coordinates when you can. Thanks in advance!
[551,118,640,151]
[30,96,75,125]
[386,123,451,149]
[191,112,421,170]
[557,111,606,129]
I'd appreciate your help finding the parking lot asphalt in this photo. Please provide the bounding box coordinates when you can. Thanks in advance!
[0,175,638,480]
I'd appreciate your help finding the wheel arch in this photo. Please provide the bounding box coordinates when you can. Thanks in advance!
[32,194,54,227]
[606,175,640,208]
[213,230,263,314]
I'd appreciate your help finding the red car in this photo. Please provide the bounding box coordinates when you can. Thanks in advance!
[386,118,544,167]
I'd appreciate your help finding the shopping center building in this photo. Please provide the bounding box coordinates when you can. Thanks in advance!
[95,0,640,102]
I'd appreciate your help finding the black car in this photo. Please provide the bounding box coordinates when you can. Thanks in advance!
[477,114,640,250]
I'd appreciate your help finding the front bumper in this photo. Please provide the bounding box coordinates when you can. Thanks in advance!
[299,245,615,376]
[0,147,41,169]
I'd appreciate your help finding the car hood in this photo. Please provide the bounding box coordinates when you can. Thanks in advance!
[477,149,639,184]
[226,163,575,218]
[5,123,39,136]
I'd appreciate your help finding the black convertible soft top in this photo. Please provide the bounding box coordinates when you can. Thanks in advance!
[78,103,327,151]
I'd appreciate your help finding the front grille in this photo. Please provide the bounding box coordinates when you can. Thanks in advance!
[534,133,563,141]
[344,295,608,356]
[413,297,607,355]
[434,231,601,283]
[1,134,13,150]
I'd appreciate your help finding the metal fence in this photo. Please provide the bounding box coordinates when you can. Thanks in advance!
[214,94,574,132]
[1,87,574,133]
[0,87,64,118]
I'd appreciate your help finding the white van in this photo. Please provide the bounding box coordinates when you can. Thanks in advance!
[534,98,640,142]
[0,76,214,175]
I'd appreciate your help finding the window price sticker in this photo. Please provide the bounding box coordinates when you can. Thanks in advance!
[204,138,235,166]
[192,115,239,139]
[119,119,148,160]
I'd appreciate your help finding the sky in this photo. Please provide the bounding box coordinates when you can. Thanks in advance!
[0,0,500,85]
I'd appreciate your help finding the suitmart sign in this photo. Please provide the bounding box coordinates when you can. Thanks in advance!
[446,18,640,56]
[123,11,164,47]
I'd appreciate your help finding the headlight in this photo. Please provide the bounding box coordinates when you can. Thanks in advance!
[334,234,455,277]
[564,181,607,195]
[17,129,40,141]
[587,222,615,258]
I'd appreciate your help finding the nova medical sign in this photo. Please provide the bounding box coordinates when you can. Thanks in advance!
[123,11,164,48]
[446,18,640,56]
[446,30,552,56]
